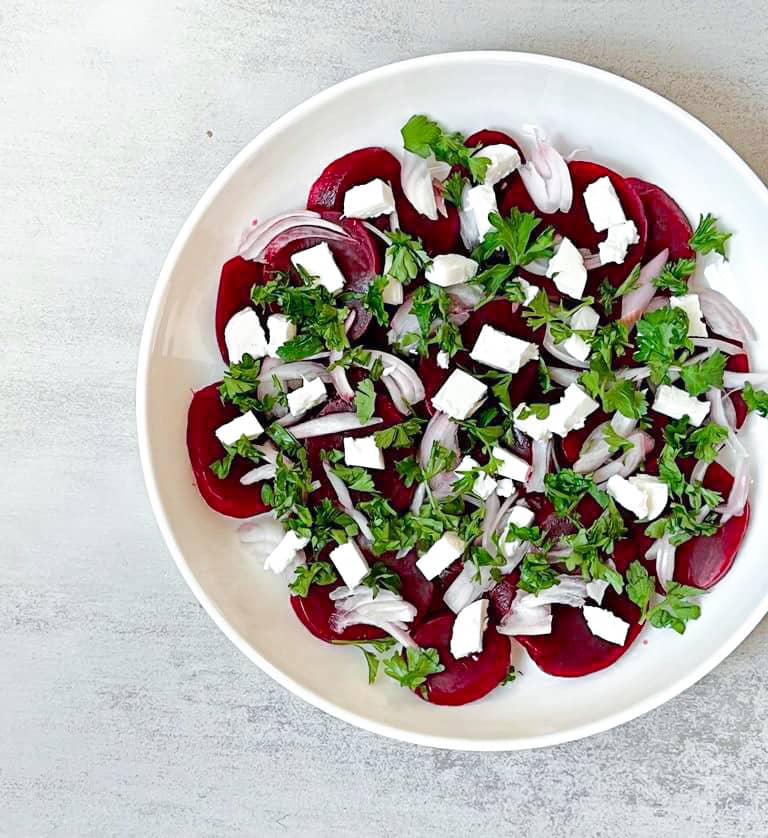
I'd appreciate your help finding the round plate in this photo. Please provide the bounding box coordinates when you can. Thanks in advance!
[137,51,768,750]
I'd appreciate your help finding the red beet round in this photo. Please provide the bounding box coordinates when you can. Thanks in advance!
[626,178,695,261]
[186,383,271,518]
[726,352,750,429]
[488,571,520,623]
[558,409,610,465]
[465,128,524,160]
[410,612,512,705]
[215,257,266,363]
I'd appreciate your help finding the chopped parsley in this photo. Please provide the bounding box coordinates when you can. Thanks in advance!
[288,561,337,597]
[626,562,705,634]
[354,378,377,423]
[361,562,401,598]
[401,114,489,183]
[373,417,426,449]
[653,258,696,295]
[383,646,445,693]
[442,171,466,207]
[598,264,640,315]
[518,552,560,595]
[679,350,726,396]
[689,213,731,258]
[209,434,265,479]
[543,469,604,518]
[383,230,430,286]
[743,382,768,417]
[633,307,693,385]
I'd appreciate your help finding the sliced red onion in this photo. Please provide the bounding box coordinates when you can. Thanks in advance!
[691,337,742,356]
[410,481,426,514]
[691,458,711,484]
[697,288,757,343]
[548,366,581,387]
[497,601,552,636]
[444,565,490,614]
[237,512,298,572]
[366,350,425,408]
[239,213,350,262]
[518,127,573,214]
[257,362,330,420]
[527,438,551,492]
[616,366,650,382]
[497,575,588,636]
[401,150,440,220]
[493,492,519,535]
[644,296,668,314]
[360,221,392,244]
[239,463,277,485]
[581,251,602,271]
[329,349,354,400]
[611,412,637,437]
[543,328,588,368]
[592,430,652,483]
[322,462,373,541]
[574,422,613,474]
[646,535,676,592]
[290,413,383,439]
[620,247,669,327]
[723,371,768,389]
[329,586,418,647]
[458,183,481,250]
[387,296,420,347]
[481,492,501,553]
[419,411,460,499]
[707,387,733,430]
[259,225,354,265]
[446,282,485,310]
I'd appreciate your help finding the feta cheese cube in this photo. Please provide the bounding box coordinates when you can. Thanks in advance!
[432,369,487,420]
[264,530,309,574]
[496,478,516,498]
[224,308,268,364]
[492,445,530,483]
[329,540,370,589]
[628,475,669,521]
[343,435,385,470]
[450,599,489,659]
[598,220,639,266]
[463,184,498,241]
[606,474,649,518]
[670,293,708,337]
[583,605,630,646]
[266,313,297,358]
[584,176,627,232]
[456,456,497,499]
[291,242,346,294]
[586,578,609,605]
[513,402,552,442]
[287,376,327,417]
[436,350,450,369]
[547,383,599,436]
[425,253,479,288]
[343,178,396,218]
[476,143,521,186]
[215,411,264,447]
[546,237,587,299]
[561,305,600,362]
[518,277,540,305]
[469,324,539,374]
[501,504,536,559]
[653,384,710,427]
[381,275,403,305]
[416,532,467,580]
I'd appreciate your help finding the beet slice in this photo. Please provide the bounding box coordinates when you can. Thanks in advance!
[186,383,271,518]
[465,128,524,160]
[626,178,695,261]
[410,612,512,705]
[215,257,266,363]
[517,588,642,677]
[727,352,750,429]
[500,160,648,296]
[675,462,749,589]
[488,571,521,623]
[558,409,610,465]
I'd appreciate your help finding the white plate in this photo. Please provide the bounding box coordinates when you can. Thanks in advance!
[137,51,768,750]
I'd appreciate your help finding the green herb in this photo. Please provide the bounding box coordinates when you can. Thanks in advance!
[360,275,390,326]
[209,434,265,479]
[384,230,430,285]
[455,417,505,453]
[688,422,729,461]
[394,456,422,487]
[442,171,466,207]
[310,499,359,551]
[218,354,271,412]
[331,462,379,494]
[261,452,314,525]
[625,561,655,620]
[524,290,595,344]
[383,646,445,692]
[537,360,554,394]
[333,638,398,685]
[543,469,603,518]
[466,544,506,582]
[561,501,626,593]
[602,425,635,455]
[401,114,489,183]
[266,422,301,456]
[648,582,705,634]
[276,333,326,362]
[743,382,768,417]
[354,379,377,423]
[598,264,640,315]
[328,346,372,371]
[373,417,426,449]
[400,283,463,358]
[633,307,693,385]
[653,258,696,296]
[603,378,648,420]
[517,402,551,421]
[518,552,560,595]
[362,562,402,598]
[500,667,517,686]
[506,522,545,545]
[288,561,337,597]
[679,350,726,396]
[689,213,731,258]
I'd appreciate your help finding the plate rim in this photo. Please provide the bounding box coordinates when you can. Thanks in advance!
[136,50,768,751]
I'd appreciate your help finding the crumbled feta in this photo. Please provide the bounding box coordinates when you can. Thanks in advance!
[653,384,710,427]
[583,176,627,232]
[583,605,630,646]
[425,253,479,288]
[456,456,497,499]
[492,445,530,483]
[416,532,467,580]
[598,220,639,266]
[501,504,536,559]
[450,599,489,659]
[343,435,385,470]
[215,411,264,447]
[546,237,587,299]
[329,541,370,589]
[287,375,327,417]
[469,324,539,374]
[586,578,609,605]
[513,403,552,441]
[476,144,521,186]
[463,184,498,241]
[224,308,268,364]
[670,293,708,337]
[264,530,309,574]
[547,383,599,436]
[381,275,403,305]
[432,369,487,420]
[562,305,600,362]
[343,178,396,219]
[436,350,450,369]
[266,313,297,358]
[290,242,346,294]
[517,277,540,305]
[606,474,649,519]
[628,475,669,521]
[496,478,516,498]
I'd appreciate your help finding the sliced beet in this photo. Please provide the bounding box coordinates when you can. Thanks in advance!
[626,178,695,261]
[488,571,520,623]
[558,409,610,465]
[186,383,271,518]
[379,549,435,623]
[726,352,750,429]
[525,493,602,538]
[500,160,648,296]
[517,588,642,677]
[465,128,524,159]
[215,257,266,363]
[410,612,512,705]
[675,462,749,589]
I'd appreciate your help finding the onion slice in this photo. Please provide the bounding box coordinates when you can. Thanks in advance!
[290,413,383,439]
[518,126,573,214]
[697,288,757,343]
[239,213,350,262]
[322,462,373,540]
[620,248,669,327]
[329,585,417,647]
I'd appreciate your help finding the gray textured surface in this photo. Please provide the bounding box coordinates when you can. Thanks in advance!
[3,1,768,836]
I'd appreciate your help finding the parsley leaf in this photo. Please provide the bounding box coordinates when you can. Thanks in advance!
[688,422,729,461]
[383,646,445,691]
[359,275,390,326]
[442,171,466,207]
[473,209,556,268]
[653,258,696,296]
[602,378,648,420]
[354,379,376,424]
[648,581,705,634]
[362,561,402,598]
[689,213,731,258]
[562,502,626,593]
[384,230,430,285]
[310,499,359,551]
[500,667,517,686]
[537,360,554,395]
[332,638,398,685]
[625,560,655,620]
[209,434,265,479]
[599,264,640,315]
[634,307,693,385]
[679,350,726,396]
[330,460,379,494]
[524,290,595,343]
[602,425,634,455]
[743,382,768,417]
[373,417,426,449]
[400,114,489,183]
[400,283,463,358]
[288,561,337,597]
[543,469,598,517]
[518,552,560,595]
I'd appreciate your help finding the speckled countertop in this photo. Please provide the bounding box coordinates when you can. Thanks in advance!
[3,1,768,835]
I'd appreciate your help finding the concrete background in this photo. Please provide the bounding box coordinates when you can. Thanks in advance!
[3,1,768,835]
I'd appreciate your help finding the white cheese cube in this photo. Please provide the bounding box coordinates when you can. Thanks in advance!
[670,293,708,337]
[547,383,599,436]
[436,350,450,369]
[224,308,268,364]
[518,278,540,305]
[476,143,521,186]
[546,237,587,299]
[653,384,710,427]
[496,478,516,498]
[513,403,552,441]
[290,242,346,294]
[264,530,309,574]
[266,313,297,358]
[329,541,370,589]
[381,275,403,305]
[469,324,539,374]
[425,253,479,288]
[583,605,630,646]
[287,376,327,417]
[628,475,669,521]
[416,532,467,580]
[606,474,649,519]
[456,456,497,499]
[561,305,600,362]
[343,435,385,470]
[464,184,499,240]
[343,178,396,219]
[215,411,264,447]
[585,579,609,605]
[598,220,639,266]
[450,599,489,659]
[492,445,530,483]
[432,369,487,420]
[501,504,536,559]
[583,176,627,232]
